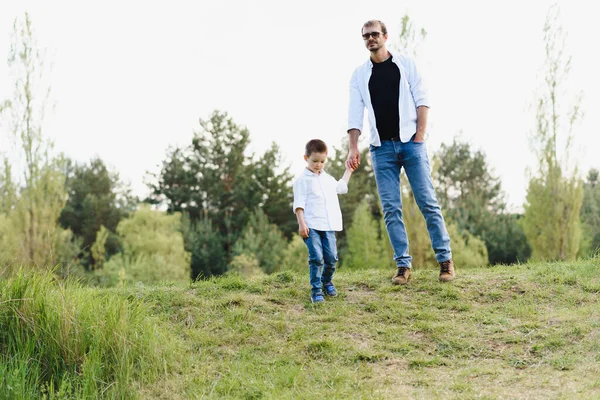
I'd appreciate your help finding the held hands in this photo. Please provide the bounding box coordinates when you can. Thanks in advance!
[298,222,309,239]
[345,148,360,171]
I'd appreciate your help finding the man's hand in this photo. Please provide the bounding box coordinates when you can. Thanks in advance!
[413,132,425,143]
[346,147,361,170]
[298,222,309,239]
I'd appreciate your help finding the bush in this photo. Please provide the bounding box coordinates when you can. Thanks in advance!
[229,253,264,278]
[95,206,191,286]
[281,234,308,273]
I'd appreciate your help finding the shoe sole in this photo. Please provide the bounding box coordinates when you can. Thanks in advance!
[391,275,411,285]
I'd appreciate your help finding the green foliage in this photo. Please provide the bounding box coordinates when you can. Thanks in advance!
[182,214,228,278]
[401,174,434,268]
[251,143,295,238]
[524,170,583,261]
[148,111,295,276]
[0,158,17,213]
[233,207,287,274]
[523,4,584,261]
[446,222,488,268]
[229,253,264,278]
[343,199,387,269]
[0,268,167,398]
[432,137,522,264]
[60,157,135,268]
[10,159,68,268]
[0,213,18,268]
[581,169,600,256]
[0,14,69,269]
[391,14,428,57]
[98,206,191,285]
[281,234,308,274]
[433,137,504,220]
[326,139,379,250]
[90,225,109,269]
[481,213,531,264]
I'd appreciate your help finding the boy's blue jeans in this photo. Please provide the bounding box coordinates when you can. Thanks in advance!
[370,138,452,267]
[303,229,337,293]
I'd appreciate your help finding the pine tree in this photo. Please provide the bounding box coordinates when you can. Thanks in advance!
[344,200,387,270]
[233,207,287,274]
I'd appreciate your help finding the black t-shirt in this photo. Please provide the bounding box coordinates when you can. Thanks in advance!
[368,56,401,141]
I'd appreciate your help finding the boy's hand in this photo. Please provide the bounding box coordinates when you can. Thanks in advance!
[298,222,309,238]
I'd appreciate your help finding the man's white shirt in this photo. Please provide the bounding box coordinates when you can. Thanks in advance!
[347,51,430,145]
[293,169,348,232]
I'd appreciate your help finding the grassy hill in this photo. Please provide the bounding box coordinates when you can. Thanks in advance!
[1,258,599,399]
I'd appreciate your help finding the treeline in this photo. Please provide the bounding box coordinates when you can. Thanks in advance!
[2,108,599,285]
[1,10,598,286]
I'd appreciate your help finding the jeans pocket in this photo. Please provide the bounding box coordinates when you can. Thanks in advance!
[410,133,424,143]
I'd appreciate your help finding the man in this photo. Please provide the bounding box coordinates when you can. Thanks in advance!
[346,19,455,284]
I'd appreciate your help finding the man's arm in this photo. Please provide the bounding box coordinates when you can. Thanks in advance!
[295,208,309,238]
[346,129,361,169]
[347,69,364,170]
[414,106,429,142]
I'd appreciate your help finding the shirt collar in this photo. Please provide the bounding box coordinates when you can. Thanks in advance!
[368,50,397,68]
[303,168,327,177]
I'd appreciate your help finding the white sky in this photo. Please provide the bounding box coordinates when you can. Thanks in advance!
[1,0,598,211]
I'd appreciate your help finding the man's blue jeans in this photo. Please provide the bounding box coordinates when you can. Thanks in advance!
[303,229,338,293]
[370,138,452,267]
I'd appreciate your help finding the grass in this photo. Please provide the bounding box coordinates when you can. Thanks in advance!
[2,258,600,399]
[0,269,169,399]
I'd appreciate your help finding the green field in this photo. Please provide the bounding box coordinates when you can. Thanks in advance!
[2,258,599,399]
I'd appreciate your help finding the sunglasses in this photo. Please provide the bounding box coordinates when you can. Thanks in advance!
[362,31,382,40]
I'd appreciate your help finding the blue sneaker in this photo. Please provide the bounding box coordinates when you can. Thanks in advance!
[323,284,338,297]
[311,291,325,303]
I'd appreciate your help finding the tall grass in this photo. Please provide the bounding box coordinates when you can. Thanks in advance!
[0,268,167,399]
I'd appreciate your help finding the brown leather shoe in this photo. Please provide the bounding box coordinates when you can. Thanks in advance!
[439,259,455,282]
[392,266,411,285]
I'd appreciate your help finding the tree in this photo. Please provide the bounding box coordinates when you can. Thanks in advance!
[400,181,434,269]
[0,13,67,268]
[445,223,488,268]
[148,110,295,276]
[343,199,387,270]
[431,138,529,264]
[326,140,378,252]
[251,143,295,238]
[90,225,109,270]
[233,207,287,274]
[181,214,227,278]
[523,4,584,261]
[281,234,308,274]
[59,157,136,268]
[581,169,600,256]
[98,206,191,285]
[391,14,427,58]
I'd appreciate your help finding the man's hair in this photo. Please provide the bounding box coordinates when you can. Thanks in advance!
[362,19,387,35]
[305,139,328,156]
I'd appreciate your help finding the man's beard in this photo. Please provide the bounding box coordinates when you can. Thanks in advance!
[368,43,380,52]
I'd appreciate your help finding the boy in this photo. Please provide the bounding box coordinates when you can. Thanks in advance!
[293,139,354,303]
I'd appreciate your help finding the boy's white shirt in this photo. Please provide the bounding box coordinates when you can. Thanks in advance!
[292,168,348,232]
[347,51,430,145]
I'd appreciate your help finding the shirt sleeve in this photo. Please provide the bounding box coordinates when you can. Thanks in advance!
[405,56,430,108]
[335,179,348,195]
[292,178,307,214]
[347,68,365,133]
